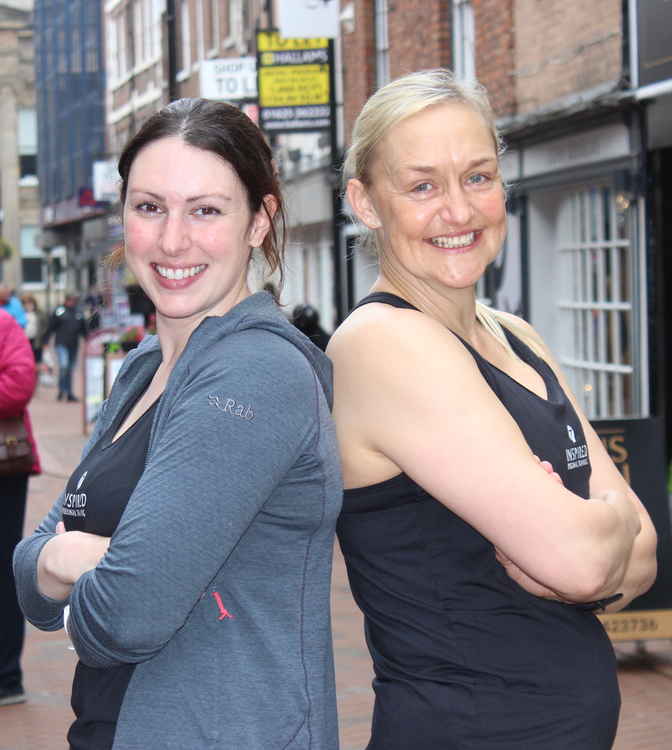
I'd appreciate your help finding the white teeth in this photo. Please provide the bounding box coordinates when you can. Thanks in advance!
[155,264,206,279]
[431,232,475,249]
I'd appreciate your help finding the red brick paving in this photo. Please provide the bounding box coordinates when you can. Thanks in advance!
[2,376,671,749]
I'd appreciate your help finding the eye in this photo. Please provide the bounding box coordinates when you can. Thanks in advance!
[135,201,162,214]
[193,205,222,216]
[411,182,433,194]
[466,172,493,187]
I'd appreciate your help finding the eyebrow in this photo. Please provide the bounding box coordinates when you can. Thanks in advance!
[129,189,233,202]
[400,157,498,174]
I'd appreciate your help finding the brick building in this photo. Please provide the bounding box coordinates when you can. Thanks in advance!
[0,1,39,295]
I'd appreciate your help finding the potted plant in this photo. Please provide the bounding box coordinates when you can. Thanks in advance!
[0,238,13,261]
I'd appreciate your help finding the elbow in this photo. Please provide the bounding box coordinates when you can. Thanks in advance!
[557,554,625,603]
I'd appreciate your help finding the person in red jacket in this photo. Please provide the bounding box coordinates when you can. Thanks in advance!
[0,310,40,706]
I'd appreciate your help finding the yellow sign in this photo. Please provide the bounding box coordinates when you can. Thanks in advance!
[259,65,330,108]
[257,32,328,52]
[598,609,672,641]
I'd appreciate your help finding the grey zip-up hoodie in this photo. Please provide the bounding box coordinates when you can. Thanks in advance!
[14,292,342,749]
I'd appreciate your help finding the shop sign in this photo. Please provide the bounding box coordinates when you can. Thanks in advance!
[592,417,672,639]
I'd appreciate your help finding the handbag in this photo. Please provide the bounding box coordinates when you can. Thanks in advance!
[0,416,34,476]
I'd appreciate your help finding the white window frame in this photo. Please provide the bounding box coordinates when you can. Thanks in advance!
[196,0,205,64]
[177,0,191,80]
[453,0,475,82]
[225,0,244,53]
[374,0,390,88]
[106,15,119,82]
[556,184,641,419]
[205,0,219,56]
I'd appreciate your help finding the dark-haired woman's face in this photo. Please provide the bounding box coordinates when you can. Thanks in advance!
[123,136,272,327]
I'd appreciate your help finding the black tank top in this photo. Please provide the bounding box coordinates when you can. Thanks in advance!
[64,397,159,750]
[337,293,620,750]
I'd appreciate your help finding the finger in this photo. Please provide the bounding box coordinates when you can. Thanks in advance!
[539,460,554,474]
[55,521,66,535]
[551,472,563,485]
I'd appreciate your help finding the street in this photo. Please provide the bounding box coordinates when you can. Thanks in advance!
[1,380,671,750]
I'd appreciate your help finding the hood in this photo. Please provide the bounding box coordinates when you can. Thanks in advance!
[127,291,334,408]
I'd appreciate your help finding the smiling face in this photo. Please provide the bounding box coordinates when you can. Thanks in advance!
[347,102,507,295]
[122,136,272,330]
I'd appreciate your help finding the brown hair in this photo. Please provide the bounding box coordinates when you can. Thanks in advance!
[112,98,286,284]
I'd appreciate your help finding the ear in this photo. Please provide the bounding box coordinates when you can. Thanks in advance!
[248,194,277,247]
[346,178,381,230]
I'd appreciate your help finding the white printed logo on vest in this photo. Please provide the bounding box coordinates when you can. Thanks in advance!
[63,471,88,517]
[565,424,588,471]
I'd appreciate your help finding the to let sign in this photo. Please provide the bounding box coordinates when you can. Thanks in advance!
[200,57,257,101]
[257,32,332,133]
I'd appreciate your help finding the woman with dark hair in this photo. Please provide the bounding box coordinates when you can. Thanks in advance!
[14,99,342,750]
[328,69,656,749]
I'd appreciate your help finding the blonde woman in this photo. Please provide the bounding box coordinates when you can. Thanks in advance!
[328,69,656,749]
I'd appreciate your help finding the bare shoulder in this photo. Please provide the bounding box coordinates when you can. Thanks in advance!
[327,302,475,386]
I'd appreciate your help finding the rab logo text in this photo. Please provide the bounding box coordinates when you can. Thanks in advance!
[566,425,576,443]
[208,394,254,421]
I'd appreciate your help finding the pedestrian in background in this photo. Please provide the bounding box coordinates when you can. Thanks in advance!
[328,68,656,749]
[21,294,48,365]
[0,284,27,329]
[0,310,40,707]
[43,293,88,402]
[292,304,331,351]
[14,98,342,750]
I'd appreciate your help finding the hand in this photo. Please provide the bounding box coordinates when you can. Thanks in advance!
[38,524,111,600]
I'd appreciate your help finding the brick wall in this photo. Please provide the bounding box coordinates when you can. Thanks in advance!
[513,0,623,114]
[341,0,376,147]
[474,0,516,118]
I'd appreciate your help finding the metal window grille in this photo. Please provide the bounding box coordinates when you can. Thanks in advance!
[556,186,637,418]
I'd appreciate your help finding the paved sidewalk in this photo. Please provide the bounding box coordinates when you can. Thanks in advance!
[2,378,671,749]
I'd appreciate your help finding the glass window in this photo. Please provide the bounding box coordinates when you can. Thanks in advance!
[453,0,475,81]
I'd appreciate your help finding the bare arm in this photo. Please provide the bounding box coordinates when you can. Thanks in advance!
[329,306,641,603]
[515,320,657,610]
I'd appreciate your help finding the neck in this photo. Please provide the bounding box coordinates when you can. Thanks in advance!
[155,285,251,367]
[373,270,481,341]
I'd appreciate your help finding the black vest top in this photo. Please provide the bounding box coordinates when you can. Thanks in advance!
[337,293,620,750]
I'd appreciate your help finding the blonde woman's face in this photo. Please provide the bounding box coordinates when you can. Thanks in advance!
[350,102,506,292]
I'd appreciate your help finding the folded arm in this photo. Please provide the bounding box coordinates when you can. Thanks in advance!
[330,307,642,604]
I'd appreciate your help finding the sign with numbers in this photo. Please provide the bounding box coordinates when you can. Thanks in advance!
[256,32,333,133]
[593,417,672,639]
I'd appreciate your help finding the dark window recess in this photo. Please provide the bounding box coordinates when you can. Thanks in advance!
[20,154,37,178]
[22,257,44,284]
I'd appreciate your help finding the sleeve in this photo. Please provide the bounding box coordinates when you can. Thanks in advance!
[0,315,36,417]
[10,298,27,329]
[42,311,57,345]
[12,398,112,631]
[65,332,321,668]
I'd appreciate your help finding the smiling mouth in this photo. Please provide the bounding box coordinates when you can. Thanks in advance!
[153,263,207,280]
[430,232,477,249]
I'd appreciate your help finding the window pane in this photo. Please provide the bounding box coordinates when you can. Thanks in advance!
[22,258,44,284]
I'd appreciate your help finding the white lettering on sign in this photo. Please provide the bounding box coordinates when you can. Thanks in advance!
[200,57,258,101]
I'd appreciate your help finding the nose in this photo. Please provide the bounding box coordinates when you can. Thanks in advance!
[439,184,474,226]
[159,212,191,256]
